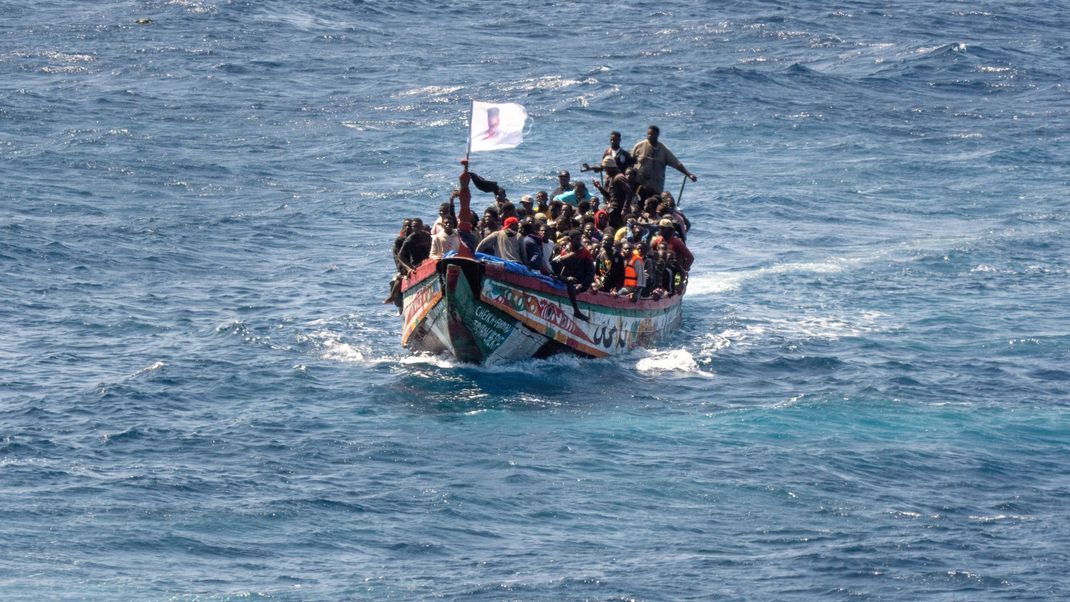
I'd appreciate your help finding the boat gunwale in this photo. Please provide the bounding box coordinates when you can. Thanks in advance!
[481,261,685,312]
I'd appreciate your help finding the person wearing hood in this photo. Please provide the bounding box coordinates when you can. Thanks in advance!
[521,219,550,275]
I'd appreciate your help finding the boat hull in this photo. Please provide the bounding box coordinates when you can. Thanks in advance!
[400,256,683,364]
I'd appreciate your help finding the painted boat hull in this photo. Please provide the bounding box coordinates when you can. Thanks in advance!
[400,256,684,364]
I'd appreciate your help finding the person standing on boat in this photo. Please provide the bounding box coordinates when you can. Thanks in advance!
[631,125,697,196]
[583,130,635,175]
[592,156,632,229]
[606,130,634,171]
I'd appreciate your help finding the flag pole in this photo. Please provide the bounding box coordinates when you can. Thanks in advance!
[456,100,474,257]
[464,99,473,164]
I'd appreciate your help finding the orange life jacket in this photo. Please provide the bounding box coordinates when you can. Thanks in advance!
[623,254,642,288]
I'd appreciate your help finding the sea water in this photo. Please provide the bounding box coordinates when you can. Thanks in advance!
[2,1,1069,598]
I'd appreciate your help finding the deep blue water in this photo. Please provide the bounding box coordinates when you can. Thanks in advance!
[3,1,1070,598]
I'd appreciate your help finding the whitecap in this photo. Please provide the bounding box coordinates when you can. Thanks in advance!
[762,311,890,341]
[41,51,95,63]
[684,271,747,295]
[395,85,464,98]
[687,257,855,296]
[167,0,215,15]
[771,393,806,409]
[968,514,1034,523]
[634,349,714,377]
[131,361,166,378]
[398,353,457,369]
[498,75,588,93]
[699,326,765,356]
[300,329,370,363]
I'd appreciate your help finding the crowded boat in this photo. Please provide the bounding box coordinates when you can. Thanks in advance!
[386,125,696,309]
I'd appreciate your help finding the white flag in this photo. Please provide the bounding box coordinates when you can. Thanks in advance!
[468,101,527,153]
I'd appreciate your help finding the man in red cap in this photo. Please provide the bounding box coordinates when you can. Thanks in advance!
[476,215,523,262]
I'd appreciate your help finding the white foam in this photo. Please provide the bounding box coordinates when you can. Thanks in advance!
[167,0,214,14]
[969,514,1034,523]
[131,361,166,378]
[774,395,804,410]
[395,84,464,98]
[634,349,714,377]
[41,51,95,63]
[685,271,747,294]
[398,353,456,369]
[687,257,858,297]
[699,326,766,356]
[300,329,373,364]
[763,311,890,341]
[498,75,589,92]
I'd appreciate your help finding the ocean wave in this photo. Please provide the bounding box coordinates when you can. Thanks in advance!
[773,311,891,340]
[687,256,860,296]
[395,85,465,98]
[497,75,594,93]
[299,329,372,364]
[699,326,766,356]
[130,361,167,378]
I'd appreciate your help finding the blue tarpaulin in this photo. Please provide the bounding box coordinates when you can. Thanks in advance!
[442,251,566,290]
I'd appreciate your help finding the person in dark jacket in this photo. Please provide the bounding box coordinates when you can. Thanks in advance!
[592,157,633,229]
[397,218,432,274]
[391,218,413,273]
[521,219,548,274]
[384,217,414,305]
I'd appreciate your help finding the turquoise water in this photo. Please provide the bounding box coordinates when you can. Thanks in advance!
[2,1,1069,598]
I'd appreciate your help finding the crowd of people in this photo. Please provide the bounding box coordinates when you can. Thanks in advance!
[386,125,697,305]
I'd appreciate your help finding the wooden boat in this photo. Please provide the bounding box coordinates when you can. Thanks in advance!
[400,253,685,364]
